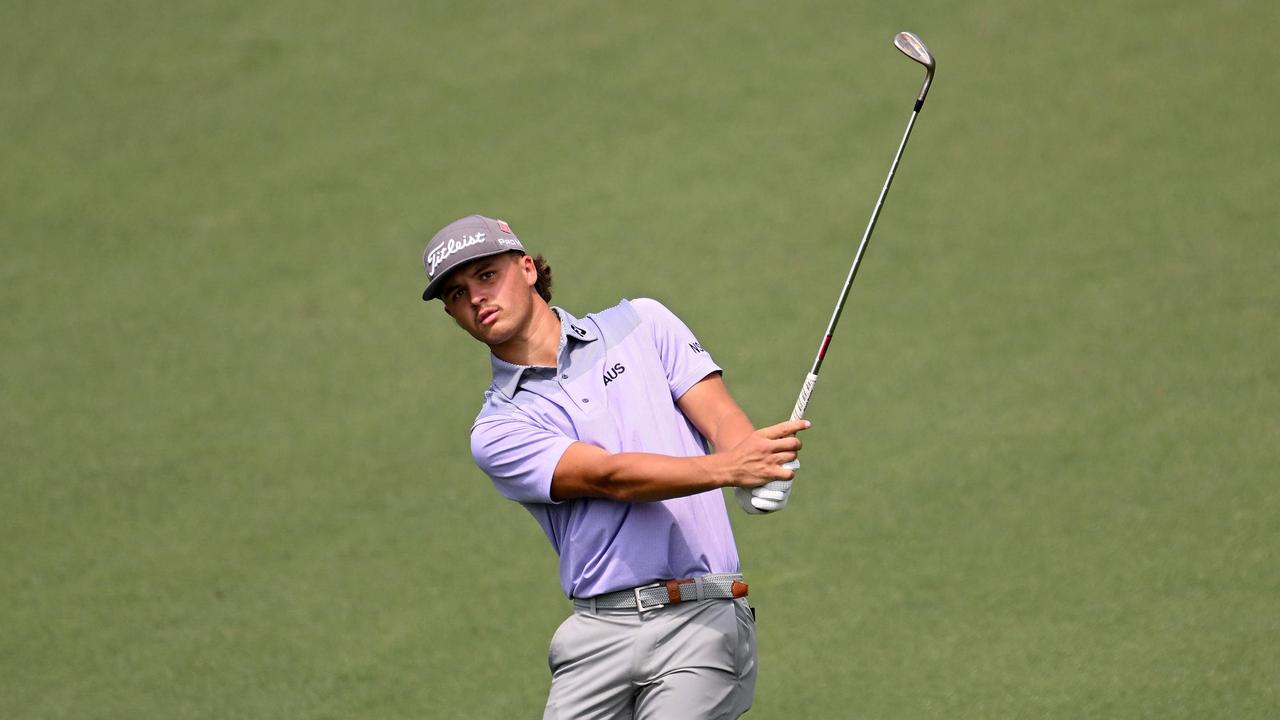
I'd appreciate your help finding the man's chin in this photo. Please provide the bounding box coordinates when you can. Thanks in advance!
[470,322,514,347]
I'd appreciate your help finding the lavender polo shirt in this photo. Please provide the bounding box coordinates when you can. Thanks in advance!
[470,298,741,599]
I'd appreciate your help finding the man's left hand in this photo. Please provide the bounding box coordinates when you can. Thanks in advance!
[734,478,793,515]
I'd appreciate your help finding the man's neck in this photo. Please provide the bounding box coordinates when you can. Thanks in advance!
[491,300,561,368]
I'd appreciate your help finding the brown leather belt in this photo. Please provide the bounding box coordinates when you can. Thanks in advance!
[576,573,748,613]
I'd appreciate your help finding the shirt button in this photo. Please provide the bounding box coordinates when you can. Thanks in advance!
[561,374,568,379]
[582,399,590,403]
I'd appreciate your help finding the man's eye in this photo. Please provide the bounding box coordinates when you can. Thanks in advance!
[480,271,496,281]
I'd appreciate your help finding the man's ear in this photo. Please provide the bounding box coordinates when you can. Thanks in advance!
[520,253,538,286]
[441,302,453,318]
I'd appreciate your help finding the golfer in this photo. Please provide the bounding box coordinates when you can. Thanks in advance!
[422,215,807,718]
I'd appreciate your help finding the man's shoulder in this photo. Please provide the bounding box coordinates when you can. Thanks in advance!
[469,378,561,429]
[580,299,644,344]
[583,297,683,338]
[621,297,673,321]
[623,297,696,333]
[471,383,521,427]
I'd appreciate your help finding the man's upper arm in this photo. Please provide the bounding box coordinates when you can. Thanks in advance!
[676,374,755,452]
[471,414,576,504]
[628,298,749,450]
[548,441,614,501]
[629,298,721,399]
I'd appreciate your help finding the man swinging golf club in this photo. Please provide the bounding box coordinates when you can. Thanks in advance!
[422,214,807,718]
[425,29,936,714]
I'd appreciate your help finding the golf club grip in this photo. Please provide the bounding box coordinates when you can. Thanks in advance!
[789,372,819,422]
[780,372,818,471]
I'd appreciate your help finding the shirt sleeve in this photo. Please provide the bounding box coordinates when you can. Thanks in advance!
[471,413,576,504]
[629,297,723,400]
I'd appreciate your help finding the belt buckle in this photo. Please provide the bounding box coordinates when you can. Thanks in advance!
[632,582,665,612]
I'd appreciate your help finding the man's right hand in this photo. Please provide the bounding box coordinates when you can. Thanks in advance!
[719,419,809,489]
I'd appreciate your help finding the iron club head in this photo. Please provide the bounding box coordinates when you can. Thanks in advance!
[893,32,934,68]
[893,31,936,106]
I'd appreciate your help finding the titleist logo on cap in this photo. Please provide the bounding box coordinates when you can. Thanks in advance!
[427,232,486,277]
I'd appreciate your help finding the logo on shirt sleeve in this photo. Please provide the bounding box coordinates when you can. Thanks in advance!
[602,362,627,386]
[689,341,706,354]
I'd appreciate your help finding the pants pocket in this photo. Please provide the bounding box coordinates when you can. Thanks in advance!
[547,614,576,673]
[733,599,758,682]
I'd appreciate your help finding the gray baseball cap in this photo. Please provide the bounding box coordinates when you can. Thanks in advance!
[421,214,526,301]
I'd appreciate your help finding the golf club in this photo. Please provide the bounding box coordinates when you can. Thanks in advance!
[759,31,936,506]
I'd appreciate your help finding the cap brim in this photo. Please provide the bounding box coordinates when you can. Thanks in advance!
[421,247,525,302]
[422,270,451,302]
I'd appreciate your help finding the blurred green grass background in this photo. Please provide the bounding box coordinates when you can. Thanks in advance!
[2,1,1276,717]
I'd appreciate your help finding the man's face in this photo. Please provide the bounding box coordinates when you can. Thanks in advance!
[439,252,538,347]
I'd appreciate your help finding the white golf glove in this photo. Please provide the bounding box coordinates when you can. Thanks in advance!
[734,478,794,515]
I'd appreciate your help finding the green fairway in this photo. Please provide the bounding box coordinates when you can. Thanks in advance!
[3,1,1276,717]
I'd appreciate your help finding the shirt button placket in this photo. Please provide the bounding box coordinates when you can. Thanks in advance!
[561,371,599,413]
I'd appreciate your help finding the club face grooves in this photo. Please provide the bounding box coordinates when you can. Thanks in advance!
[894,32,934,68]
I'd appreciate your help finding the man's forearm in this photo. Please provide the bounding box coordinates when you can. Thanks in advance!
[550,419,805,504]
[705,406,755,454]
[589,451,734,502]
[551,443,737,503]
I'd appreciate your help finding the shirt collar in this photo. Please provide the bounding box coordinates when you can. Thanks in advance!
[489,307,599,398]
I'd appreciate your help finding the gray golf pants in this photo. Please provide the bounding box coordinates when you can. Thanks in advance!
[543,597,757,719]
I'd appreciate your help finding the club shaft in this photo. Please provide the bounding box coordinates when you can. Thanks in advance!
[788,104,923,422]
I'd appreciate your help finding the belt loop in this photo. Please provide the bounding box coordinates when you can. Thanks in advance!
[589,596,597,615]
[694,576,706,601]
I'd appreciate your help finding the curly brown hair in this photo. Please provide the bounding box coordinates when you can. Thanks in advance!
[530,253,553,302]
